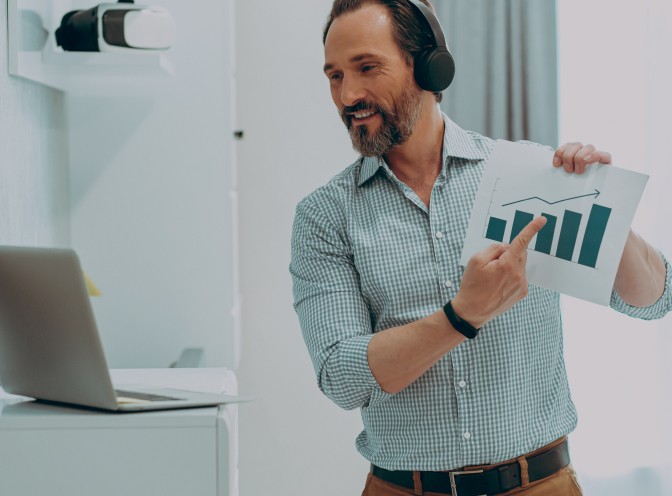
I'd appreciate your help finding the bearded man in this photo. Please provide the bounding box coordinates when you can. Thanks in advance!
[290,1,671,495]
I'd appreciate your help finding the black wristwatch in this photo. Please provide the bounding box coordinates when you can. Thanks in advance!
[443,300,480,339]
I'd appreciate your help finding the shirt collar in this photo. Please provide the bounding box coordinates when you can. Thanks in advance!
[356,113,486,187]
[441,114,488,162]
[357,155,386,187]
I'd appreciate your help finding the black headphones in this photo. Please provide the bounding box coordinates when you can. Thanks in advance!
[406,0,455,93]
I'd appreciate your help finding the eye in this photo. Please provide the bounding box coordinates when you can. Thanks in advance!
[362,65,376,73]
[328,72,342,82]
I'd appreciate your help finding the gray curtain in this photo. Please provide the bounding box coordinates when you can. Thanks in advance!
[434,0,558,147]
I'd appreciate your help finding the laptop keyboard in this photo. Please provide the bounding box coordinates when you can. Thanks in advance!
[114,389,183,402]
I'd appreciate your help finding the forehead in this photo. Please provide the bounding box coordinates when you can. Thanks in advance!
[324,3,404,68]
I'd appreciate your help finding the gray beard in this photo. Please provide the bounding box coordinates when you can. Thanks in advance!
[344,81,423,157]
[349,119,402,157]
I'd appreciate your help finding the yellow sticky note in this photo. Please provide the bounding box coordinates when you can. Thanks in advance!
[83,271,101,296]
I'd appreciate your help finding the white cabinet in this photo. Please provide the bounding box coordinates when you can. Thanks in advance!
[0,368,240,496]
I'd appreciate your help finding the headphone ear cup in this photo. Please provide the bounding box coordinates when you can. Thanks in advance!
[414,48,455,93]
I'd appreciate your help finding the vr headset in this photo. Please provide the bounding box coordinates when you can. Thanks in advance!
[55,1,175,52]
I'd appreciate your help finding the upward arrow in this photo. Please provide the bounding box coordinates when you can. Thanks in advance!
[501,189,601,207]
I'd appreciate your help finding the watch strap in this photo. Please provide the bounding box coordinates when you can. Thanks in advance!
[443,300,480,339]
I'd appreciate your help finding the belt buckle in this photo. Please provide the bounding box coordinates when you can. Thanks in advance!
[449,469,485,496]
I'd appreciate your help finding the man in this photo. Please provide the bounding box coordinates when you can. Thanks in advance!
[290,1,671,495]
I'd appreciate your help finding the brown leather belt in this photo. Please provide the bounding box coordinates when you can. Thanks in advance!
[371,439,570,496]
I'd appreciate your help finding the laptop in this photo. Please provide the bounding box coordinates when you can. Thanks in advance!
[0,245,247,412]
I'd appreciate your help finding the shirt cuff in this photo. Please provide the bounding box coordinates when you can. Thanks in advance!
[337,334,396,408]
[610,250,672,320]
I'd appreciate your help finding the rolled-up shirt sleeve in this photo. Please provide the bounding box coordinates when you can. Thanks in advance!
[290,196,394,410]
[610,251,672,319]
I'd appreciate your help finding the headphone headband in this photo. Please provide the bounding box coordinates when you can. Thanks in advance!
[406,0,447,49]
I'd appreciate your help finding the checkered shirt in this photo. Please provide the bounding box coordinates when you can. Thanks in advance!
[289,115,672,470]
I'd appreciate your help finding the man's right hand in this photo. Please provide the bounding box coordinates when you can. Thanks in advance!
[451,216,547,329]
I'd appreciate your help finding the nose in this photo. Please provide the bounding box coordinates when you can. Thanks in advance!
[339,75,366,108]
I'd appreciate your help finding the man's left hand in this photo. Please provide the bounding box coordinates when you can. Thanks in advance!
[553,142,612,174]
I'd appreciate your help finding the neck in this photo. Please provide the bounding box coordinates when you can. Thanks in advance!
[384,95,445,186]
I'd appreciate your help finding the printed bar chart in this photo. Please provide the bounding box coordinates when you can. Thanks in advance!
[485,217,507,242]
[578,204,612,268]
[535,213,557,254]
[463,139,650,305]
[483,203,612,268]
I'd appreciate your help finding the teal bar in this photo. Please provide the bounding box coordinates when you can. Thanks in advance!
[509,210,534,243]
[556,210,582,261]
[535,213,557,254]
[486,217,507,242]
[578,204,612,268]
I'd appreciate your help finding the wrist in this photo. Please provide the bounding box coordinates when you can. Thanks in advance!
[449,296,487,330]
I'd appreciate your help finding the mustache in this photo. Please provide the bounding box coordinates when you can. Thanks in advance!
[343,101,376,114]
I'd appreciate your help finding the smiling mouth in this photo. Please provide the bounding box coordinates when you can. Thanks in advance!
[349,109,378,124]
[353,109,375,118]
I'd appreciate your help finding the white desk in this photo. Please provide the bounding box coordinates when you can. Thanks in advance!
[0,368,239,496]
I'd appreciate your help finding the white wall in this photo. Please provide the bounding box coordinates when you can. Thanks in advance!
[558,0,672,489]
[235,1,370,495]
[0,6,69,248]
[4,0,240,379]
[66,0,239,369]
[4,0,238,368]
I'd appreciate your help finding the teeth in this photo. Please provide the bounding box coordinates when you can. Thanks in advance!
[354,110,375,119]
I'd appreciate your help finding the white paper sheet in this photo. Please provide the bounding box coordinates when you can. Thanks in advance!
[460,140,649,305]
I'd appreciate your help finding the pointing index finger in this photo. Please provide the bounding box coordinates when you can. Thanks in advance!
[509,216,547,253]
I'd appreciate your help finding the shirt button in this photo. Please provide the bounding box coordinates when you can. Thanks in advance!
[463,432,471,440]
[435,231,444,239]
[444,279,452,288]
[458,380,467,388]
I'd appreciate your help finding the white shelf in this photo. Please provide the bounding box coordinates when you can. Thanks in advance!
[8,0,174,93]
